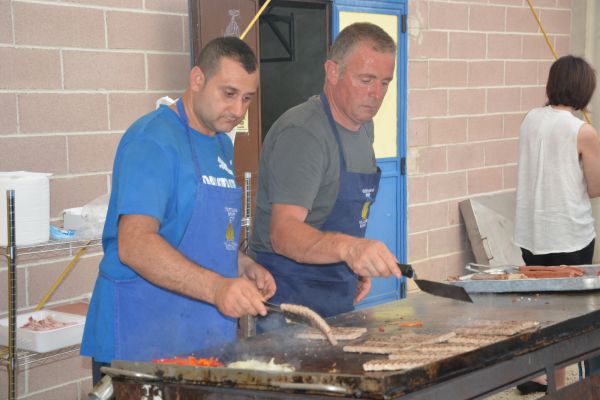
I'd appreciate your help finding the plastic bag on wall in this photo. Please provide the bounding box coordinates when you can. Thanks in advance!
[76,193,109,240]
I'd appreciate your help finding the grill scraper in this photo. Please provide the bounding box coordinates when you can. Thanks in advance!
[398,263,473,303]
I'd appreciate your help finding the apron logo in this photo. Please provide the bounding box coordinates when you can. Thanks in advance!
[359,201,371,228]
[359,188,375,228]
[218,156,234,176]
[226,223,234,241]
[224,207,238,251]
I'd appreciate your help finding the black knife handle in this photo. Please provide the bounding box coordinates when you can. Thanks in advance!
[397,263,414,278]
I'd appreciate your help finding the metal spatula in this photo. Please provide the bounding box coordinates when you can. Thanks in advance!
[398,263,473,303]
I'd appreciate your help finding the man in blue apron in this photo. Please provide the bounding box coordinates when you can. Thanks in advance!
[250,23,401,331]
[81,37,276,384]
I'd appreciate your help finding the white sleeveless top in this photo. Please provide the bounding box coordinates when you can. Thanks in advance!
[514,106,595,254]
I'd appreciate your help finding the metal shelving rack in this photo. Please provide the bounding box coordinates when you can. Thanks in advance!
[4,189,17,400]
[1,189,101,400]
[1,345,82,367]
[3,172,252,399]
[239,172,256,338]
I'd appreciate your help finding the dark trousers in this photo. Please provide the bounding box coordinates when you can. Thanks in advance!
[522,239,598,377]
[521,239,595,267]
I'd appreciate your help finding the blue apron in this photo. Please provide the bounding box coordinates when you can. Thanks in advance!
[110,99,242,361]
[255,93,381,317]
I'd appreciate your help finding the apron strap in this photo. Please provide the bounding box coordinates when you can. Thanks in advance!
[176,98,227,181]
[320,93,348,172]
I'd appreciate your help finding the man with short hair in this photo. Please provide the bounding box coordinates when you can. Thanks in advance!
[81,37,276,384]
[250,22,401,330]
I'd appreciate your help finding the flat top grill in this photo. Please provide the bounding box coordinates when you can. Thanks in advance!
[111,291,600,398]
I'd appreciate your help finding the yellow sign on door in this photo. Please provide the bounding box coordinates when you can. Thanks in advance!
[236,111,249,134]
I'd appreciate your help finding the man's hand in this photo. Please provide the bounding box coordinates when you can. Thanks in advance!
[343,238,401,279]
[241,261,277,299]
[353,276,372,305]
[213,277,268,318]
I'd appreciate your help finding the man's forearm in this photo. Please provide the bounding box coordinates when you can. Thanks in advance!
[269,204,399,278]
[119,226,225,305]
[271,217,358,264]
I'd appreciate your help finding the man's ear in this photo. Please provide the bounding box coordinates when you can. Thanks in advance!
[190,66,205,91]
[324,60,339,85]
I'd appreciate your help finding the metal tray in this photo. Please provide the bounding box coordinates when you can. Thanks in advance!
[449,264,600,293]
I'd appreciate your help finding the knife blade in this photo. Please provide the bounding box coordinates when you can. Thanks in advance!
[398,263,473,303]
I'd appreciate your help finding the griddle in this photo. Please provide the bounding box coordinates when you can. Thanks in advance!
[108,292,600,399]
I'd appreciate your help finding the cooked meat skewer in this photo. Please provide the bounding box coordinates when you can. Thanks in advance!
[519,265,585,278]
[279,303,338,346]
[297,326,366,341]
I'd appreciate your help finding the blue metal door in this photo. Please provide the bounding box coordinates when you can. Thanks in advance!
[332,0,408,307]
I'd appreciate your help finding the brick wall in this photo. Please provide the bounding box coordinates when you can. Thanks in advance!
[406,0,572,279]
[0,0,188,398]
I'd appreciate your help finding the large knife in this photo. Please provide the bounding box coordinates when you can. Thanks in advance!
[398,263,473,303]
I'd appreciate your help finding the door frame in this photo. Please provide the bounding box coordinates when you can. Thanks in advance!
[332,0,408,302]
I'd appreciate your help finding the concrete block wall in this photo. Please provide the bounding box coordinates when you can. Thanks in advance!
[406,0,572,280]
[0,0,188,399]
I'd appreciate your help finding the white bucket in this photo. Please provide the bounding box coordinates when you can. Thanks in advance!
[0,171,51,246]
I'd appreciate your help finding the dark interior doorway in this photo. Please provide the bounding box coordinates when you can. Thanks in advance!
[259,0,330,139]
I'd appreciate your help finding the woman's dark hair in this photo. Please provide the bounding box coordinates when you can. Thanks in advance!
[546,55,596,111]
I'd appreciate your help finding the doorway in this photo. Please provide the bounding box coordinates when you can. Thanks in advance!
[259,0,330,138]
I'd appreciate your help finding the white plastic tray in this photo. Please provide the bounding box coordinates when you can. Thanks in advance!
[0,310,86,353]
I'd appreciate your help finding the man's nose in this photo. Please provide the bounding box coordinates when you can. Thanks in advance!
[370,83,386,101]
[231,98,246,118]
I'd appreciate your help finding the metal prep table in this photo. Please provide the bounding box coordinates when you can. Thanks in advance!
[106,291,600,399]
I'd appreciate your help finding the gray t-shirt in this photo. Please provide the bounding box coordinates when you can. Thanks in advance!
[250,95,377,254]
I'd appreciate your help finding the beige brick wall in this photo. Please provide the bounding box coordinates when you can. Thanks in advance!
[0,0,188,398]
[406,0,572,280]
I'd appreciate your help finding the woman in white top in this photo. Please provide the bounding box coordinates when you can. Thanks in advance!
[514,55,600,394]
